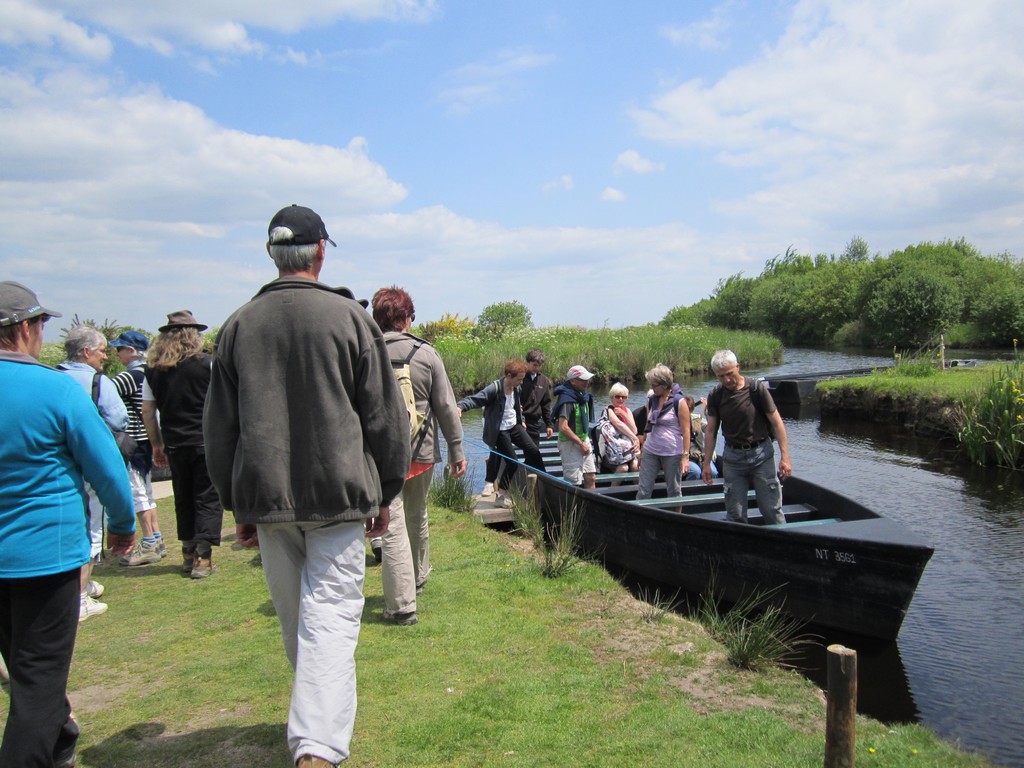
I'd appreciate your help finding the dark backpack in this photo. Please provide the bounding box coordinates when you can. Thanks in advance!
[707,377,776,442]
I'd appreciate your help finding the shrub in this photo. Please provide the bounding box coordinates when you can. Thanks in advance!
[474,300,533,340]
[417,313,475,343]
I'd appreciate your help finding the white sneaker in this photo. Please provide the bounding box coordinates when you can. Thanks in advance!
[79,595,108,622]
[482,482,494,496]
[85,580,104,598]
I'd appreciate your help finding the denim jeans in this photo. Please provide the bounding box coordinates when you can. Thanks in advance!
[722,440,785,524]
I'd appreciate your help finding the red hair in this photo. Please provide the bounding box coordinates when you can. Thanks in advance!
[503,359,526,377]
[371,285,415,332]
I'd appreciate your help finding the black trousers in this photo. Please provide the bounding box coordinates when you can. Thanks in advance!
[0,568,81,767]
[492,425,544,491]
[167,446,224,555]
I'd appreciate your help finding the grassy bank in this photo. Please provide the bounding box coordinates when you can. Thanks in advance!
[817,360,1024,468]
[433,325,782,395]
[8,497,992,767]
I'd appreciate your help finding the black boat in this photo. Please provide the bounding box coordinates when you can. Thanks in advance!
[526,442,933,640]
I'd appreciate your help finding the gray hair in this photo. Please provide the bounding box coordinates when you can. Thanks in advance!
[710,349,739,372]
[268,233,320,273]
[64,325,105,361]
[609,382,629,398]
[645,363,674,389]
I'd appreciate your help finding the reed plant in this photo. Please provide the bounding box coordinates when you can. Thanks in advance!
[433,325,783,395]
[957,355,1024,469]
[697,579,813,671]
[636,586,681,625]
[427,466,478,515]
[537,499,584,578]
[510,490,585,578]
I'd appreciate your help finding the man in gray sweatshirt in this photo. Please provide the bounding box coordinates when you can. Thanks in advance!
[204,204,410,768]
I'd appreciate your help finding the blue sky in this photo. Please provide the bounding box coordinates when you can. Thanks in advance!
[2,0,1022,338]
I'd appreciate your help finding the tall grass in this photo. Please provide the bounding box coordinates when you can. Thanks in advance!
[510,489,584,578]
[958,356,1024,469]
[697,578,813,671]
[427,467,478,514]
[433,325,783,395]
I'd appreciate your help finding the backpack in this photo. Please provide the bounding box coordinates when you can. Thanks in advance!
[707,377,776,442]
[386,335,431,453]
[596,408,636,467]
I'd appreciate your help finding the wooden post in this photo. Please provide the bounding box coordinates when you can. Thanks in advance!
[824,644,857,768]
[526,472,538,508]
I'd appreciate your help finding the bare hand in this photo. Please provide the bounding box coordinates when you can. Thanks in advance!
[107,532,135,557]
[778,458,792,481]
[451,459,468,478]
[701,465,714,485]
[366,506,390,538]
[236,524,259,548]
[152,445,169,469]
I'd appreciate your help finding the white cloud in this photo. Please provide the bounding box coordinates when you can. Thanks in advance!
[660,3,733,51]
[634,0,1024,246]
[601,187,626,202]
[0,0,113,58]
[0,68,410,332]
[439,48,555,113]
[614,149,664,175]
[542,174,574,192]
[8,0,439,55]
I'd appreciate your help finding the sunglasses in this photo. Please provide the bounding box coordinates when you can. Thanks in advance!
[612,394,628,399]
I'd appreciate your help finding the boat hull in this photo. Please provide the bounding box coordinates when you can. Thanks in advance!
[534,473,932,640]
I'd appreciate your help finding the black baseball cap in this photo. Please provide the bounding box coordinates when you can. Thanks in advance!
[267,205,336,247]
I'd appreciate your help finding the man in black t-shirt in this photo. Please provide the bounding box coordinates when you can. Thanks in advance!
[702,349,791,525]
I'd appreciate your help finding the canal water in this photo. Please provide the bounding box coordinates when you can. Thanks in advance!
[456,349,1024,767]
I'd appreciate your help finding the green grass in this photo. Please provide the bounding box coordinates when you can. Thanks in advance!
[816,363,993,402]
[3,498,994,767]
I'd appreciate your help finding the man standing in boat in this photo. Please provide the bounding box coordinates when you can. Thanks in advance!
[552,364,598,489]
[701,350,791,525]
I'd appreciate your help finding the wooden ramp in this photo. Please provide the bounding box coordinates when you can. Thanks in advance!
[472,492,515,525]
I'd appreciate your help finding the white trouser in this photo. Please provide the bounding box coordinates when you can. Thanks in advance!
[258,520,366,765]
[86,483,103,559]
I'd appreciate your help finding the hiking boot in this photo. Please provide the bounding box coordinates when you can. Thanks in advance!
[157,538,167,558]
[390,611,418,626]
[190,557,215,579]
[181,542,196,574]
[481,481,495,496]
[79,595,107,622]
[370,536,382,563]
[85,580,104,598]
[120,539,162,567]
[296,756,338,768]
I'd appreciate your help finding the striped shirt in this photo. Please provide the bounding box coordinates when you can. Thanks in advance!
[111,361,148,442]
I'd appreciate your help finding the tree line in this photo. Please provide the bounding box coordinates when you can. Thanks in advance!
[661,238,1024,349]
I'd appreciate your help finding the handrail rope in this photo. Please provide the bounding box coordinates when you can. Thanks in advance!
[461,436,567,483]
